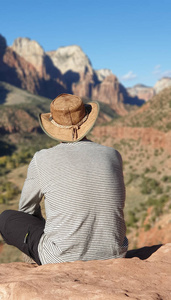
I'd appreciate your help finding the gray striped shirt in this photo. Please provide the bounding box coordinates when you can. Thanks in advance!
[19,140,128,264]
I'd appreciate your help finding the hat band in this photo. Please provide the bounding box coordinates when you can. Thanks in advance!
[49,112,88,140]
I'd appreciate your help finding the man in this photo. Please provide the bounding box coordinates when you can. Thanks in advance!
[0,93,128,265]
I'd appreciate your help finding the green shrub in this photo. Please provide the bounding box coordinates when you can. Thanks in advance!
[126,173,139,185]
[144,223,151,231]
[126,211,138,228]
[140,177,161,195]
[162,175,171,182]
[0,181,20,204]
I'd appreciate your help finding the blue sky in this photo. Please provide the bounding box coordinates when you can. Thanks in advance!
[1,0,171,87]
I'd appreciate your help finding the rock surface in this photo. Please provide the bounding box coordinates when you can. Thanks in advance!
[0,34,7,56]
[0,35,66,99]
[47,45,93,75]
[95,68,113,82]
[0,46,41,94]
[154,77,171,94]
[92,74,128,115]
[0,244,170,299]
[127,84,155,101]
[12,38,46,76]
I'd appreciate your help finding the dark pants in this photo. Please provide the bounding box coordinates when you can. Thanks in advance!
[0,210,45,265]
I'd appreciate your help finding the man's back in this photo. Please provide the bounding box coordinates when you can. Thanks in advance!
[1,94,128,266]
[25,140,128,264]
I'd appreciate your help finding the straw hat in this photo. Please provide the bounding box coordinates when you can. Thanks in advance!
[39,93,99,142]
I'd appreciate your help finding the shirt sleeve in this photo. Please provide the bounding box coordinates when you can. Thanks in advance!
[19,153,43,215]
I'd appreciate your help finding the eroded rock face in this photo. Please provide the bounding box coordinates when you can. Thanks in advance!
[154,77,171,94]
[0,41,66,99]
[127,84,155,101]
[72,72,96,99]
[0,34,7,56]
[95,68,113,82]
[0,47,41,94]
[11,38,46,76]
[47,45,93,75]
[92,75,128,115]
[0,244,170,299]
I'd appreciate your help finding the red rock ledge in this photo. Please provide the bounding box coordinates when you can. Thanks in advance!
[0,244,170,300]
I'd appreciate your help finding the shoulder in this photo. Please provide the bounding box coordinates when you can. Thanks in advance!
[91,142,122,156]
[34,144,60,160]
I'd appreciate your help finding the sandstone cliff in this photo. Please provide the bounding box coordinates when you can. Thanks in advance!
[11,37,65,85]
[154,77,171,94]
[0,244,170,299]
[0,34,143,113]
[12,37,46,77]
[127,78,171,101]
[95,68,113,82]
[127,84,155,101]
[92,74,128,115]
[0,35,66,99]
[0,43,41,94]
[47,45,93,75]
[3,34,171,114]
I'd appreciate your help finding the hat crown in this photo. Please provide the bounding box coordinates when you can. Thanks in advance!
[50,94,85,126]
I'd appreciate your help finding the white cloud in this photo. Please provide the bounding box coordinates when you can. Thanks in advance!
[153,65,161,75]
[121,71,137,81]
[153,65,171,78]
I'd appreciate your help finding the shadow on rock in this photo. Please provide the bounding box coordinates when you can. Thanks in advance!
[126,244,163,260]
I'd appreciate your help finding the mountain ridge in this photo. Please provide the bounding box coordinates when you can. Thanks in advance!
[0,34,144,115]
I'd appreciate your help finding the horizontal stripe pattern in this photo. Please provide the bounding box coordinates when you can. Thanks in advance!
[19,140,128,264]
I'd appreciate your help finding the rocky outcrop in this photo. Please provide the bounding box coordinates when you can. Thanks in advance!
[47,45,93,75]
[0,244,170,299]
[95,68,113,81]
[154,77,171,94]
[127,78,171,101]
[0,46,41,94]
[47,45,96,94]
[127,84,155,101]
[11,38,46,76]
[0,35,66,99]
[11,37,65,86]
[0,34,7,57]
[72,72,95,99]
[92,75,128,115]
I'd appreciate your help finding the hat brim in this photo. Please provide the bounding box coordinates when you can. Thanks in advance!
[38,101,99,143]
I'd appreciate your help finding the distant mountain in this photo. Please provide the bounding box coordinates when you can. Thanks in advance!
[0,35,66,99]
[47,45,93,75]
[0,34,145,116]
[127,78,171,101]
[127,84,155,102]
[95,69,113,82]
[4,34,171,115]
[153,77,171,94]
